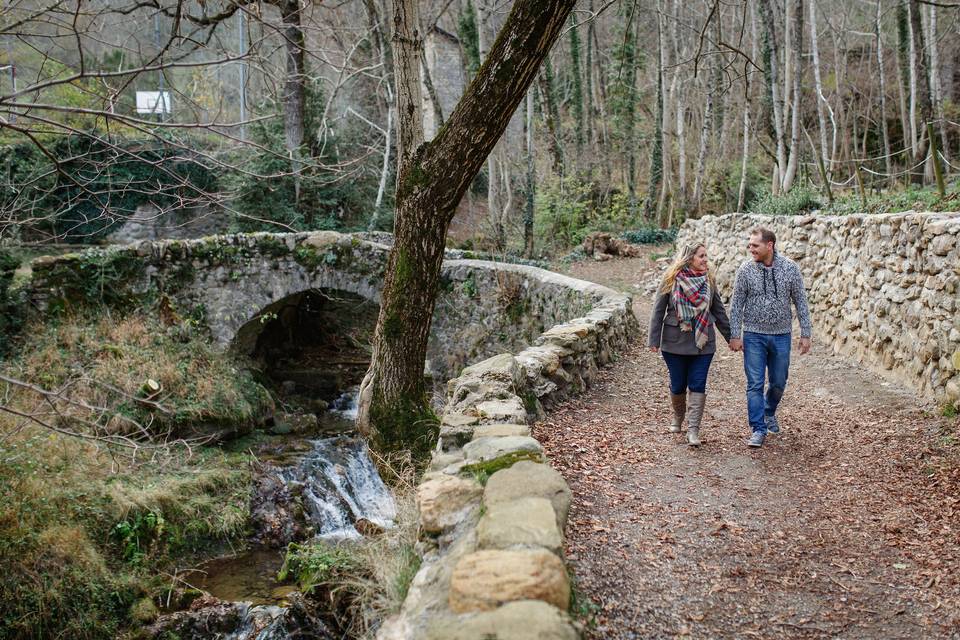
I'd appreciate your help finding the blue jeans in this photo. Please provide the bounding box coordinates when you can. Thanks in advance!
[743,332,791,434]
[661,352,714,395]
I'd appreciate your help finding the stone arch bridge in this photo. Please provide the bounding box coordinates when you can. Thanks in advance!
[25,231,635,386]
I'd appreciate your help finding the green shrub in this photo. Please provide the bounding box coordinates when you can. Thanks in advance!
[0,136,218,242]
[0,249,23,356]
[278,542,359,595]
[622,227,677,245]
[748,184,822,215]
[535,177,642,253]
[822,182,960,215]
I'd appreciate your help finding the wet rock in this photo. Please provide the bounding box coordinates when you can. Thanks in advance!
[271,412,318,435]
[148,593,334,639]
[250,465,304,547]
[425,601,579,640]
[354,517,384,537]
[484,461,572,527]
[476,497,562,553]
[417,474,483,534]
[448,549,570,613]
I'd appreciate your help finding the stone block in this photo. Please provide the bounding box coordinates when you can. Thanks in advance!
[464,436,543,464]
[425,601,579,640]
[448,549,570,613]
[472,423,531,439]
[477,497,562,553]
[417,474,483,534]
[472,397,528,424]
[485,460,572,527]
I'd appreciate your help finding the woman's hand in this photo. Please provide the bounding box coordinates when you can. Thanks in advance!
[649,346,659,353]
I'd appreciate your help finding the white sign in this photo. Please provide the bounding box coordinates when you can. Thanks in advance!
[135,91,171,114]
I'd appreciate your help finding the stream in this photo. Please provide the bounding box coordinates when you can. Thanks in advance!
[154,389,395,639]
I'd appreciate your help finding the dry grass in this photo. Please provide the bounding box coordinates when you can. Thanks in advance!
[4,311,272,445]
[0,311,267,639]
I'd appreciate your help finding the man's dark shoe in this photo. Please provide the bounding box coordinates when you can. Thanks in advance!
[765,414,780,434]
[747,431,765,448]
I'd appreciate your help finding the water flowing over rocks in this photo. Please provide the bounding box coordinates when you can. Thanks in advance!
[148,594,334,640]
[279,436,396,541]
[678,212,960,406]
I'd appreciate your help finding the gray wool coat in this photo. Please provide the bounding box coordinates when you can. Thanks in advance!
[648,289,732,355]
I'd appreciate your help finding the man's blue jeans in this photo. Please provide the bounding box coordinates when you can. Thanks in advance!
[743,332,791,434]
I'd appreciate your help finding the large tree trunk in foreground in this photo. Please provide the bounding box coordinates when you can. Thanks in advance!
[357,0,578,456]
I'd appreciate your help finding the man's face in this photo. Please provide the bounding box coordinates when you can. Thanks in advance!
[748,234,773,262]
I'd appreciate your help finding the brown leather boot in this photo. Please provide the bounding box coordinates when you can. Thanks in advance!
[669,393,686,433]
[687,392,706,446]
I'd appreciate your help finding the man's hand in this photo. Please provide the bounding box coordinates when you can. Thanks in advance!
[729,338,743,352]
[649,346,659,353]
[799,337,811,355]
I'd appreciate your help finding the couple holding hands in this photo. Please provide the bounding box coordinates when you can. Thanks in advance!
[648,227,812,449]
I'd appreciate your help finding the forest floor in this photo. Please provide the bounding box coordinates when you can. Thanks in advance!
[538,248,960,639]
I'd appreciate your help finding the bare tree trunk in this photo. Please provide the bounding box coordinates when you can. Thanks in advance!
[928,4,949,161]
[476,0,501,245]
[585,0,596,163]
[739,0,759,212]
[810,0,834,177]
[420,47,445,134]
[366,0,394,229]
[759,0,787,193]
[278,0,306,204]
[645,0,665,220]
[569,14,585,158]
[896,0,914,162]
[357,0,578,454]
[876,0,894,184]
[909,0,934,183]
[782,0,804,192]
[539,60,564,176]
[908,1,919,162]
[672,0,688,207]
[692,79,713,211]
[524,88,535,257]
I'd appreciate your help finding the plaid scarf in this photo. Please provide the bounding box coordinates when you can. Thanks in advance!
[672,268,711,349]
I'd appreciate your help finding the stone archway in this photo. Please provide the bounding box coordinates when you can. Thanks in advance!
[232,287,380,427]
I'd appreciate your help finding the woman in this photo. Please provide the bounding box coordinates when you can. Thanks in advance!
[648,243,731,446]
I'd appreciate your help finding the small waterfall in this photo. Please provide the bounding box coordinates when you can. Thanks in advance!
[224,605,283,640]
[280,435,396,540]
[328,387,359,420]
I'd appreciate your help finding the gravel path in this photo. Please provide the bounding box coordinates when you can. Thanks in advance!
[537,251,960,639]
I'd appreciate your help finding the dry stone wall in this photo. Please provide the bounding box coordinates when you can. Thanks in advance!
[378,274,638,640]
[677,212,960,406]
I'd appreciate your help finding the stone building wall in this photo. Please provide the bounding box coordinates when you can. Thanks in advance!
[677,212,960,406]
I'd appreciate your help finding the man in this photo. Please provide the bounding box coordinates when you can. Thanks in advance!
[728,227,812,448]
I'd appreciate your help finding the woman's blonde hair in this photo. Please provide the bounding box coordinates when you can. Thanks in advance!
[658,242,715,294]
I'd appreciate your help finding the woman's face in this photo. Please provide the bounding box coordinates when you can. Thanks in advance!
[690,246,708,272]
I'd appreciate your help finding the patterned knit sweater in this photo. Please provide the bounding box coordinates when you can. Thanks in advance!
[728,252,812,338]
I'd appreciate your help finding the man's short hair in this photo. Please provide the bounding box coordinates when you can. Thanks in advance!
[750,227,776,246]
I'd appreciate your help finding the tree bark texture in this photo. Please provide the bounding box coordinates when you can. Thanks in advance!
[357,0,578,455]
